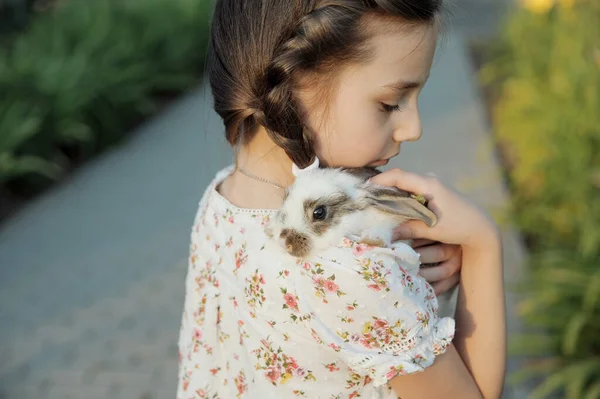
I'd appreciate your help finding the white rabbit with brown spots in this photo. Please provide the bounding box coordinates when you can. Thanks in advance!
[265,165,437,259]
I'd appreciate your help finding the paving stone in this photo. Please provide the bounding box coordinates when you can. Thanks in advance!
[45,384,110,399]
[92,370,152,389]
[44,371,86,387]
[1,385,45,399]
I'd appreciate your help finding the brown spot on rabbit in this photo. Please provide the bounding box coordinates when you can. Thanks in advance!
[302,194,360,236]
[341,166,381,181]
[280,228,311,258]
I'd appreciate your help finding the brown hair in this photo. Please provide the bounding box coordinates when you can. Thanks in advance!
[208,0,442,168]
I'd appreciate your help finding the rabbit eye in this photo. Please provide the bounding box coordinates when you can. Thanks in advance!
[313,205,327,221]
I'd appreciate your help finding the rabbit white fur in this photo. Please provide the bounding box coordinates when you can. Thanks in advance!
[265,166,437,259]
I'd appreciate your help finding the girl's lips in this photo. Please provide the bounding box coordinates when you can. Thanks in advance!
[369,151,399,167]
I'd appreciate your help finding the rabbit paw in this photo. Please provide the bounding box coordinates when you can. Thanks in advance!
[358,236,386,247]
[359,227,393,248]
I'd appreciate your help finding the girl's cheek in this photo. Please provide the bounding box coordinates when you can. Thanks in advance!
[366,118,390,146]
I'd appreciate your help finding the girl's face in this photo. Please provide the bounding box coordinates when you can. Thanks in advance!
[300,23,438,168]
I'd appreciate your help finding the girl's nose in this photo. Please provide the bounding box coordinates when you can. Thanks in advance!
[393,106,422,143]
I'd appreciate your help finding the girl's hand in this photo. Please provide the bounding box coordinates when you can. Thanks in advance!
[370,168,500,251]
[408,238,461,296]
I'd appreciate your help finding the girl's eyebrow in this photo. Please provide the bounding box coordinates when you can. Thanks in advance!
[382,75,430,92]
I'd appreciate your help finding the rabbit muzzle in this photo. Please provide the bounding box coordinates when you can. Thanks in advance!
[279,228,311,258]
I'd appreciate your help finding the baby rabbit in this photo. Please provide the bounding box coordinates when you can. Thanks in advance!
[265,165,437,259]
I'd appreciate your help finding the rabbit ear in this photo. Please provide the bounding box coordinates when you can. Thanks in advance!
[292,157,320,177]
[364,184,438,227]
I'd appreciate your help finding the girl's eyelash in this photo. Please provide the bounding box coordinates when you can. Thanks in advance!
[381,103,402,113]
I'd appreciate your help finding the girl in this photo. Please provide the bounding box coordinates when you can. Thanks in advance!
[177,0,506,398]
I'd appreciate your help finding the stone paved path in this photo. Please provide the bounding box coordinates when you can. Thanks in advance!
[0,84,232,399]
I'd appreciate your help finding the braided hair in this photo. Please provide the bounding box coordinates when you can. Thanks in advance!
[208,0,442,168]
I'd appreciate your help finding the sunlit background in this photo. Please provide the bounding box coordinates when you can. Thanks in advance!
[0,0,598,398]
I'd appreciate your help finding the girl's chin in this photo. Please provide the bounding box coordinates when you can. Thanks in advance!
[317,157,389,168]
[368,159,389,167]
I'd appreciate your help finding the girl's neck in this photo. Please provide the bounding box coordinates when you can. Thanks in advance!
[236,127,295,189]
[218,127,295,211]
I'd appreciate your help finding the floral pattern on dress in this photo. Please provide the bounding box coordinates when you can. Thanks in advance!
[245,270,266,310]
[302,261,347,303]
[234,243,248,276]
[252,338,316,386]
[176,166,455,399]
[234,370,248,398]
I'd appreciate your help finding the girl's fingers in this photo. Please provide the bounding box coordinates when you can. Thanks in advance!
[415,243,455,265]
[369,168,433,194]
[418,248,461,283]
[418,262,453,283]
[431,273,460,296]
[392,225,437,245]
[392,220,429,241]
[410,239,437,248]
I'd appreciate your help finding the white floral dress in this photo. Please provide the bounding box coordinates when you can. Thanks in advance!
[176,166,455,399]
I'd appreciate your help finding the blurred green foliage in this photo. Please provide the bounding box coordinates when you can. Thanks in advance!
[0,0,31,36]
[0,0,211,193]
[481,1,600,397]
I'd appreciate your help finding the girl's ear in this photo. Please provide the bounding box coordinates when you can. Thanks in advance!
[363,184,438,227]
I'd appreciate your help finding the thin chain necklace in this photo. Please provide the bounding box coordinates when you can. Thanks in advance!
[237,166,286,191]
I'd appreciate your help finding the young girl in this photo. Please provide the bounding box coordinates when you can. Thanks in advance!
[177,0,506,398]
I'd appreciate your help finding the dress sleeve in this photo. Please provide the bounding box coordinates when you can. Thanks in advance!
[296,238,455,388]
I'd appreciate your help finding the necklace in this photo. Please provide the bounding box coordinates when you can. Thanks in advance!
[237,166,286,191]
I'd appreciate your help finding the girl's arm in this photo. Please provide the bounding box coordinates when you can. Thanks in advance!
[389,228,505,399]
[455,229,506,398]
[370,169,507,399]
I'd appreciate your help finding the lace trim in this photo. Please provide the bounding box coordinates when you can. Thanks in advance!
[346,329,425,368]
[208,165,278,216]
[345,317,455,387]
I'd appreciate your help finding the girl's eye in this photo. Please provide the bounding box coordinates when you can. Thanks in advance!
[380,103,402,113]
[313,206,327,221]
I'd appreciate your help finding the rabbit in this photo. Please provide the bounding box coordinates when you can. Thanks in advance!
[265,165,437,259]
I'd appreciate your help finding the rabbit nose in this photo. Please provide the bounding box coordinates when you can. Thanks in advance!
[279,229,310,257]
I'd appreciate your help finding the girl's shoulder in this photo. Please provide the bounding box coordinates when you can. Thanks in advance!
[194,165,278,225]
[197,165,234,213]
[196,165,275,220]
[200,165,276,219]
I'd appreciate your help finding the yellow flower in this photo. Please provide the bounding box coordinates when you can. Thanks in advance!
[522,0,554,13]
[559,0,574,8]
[362,322,373,334]
[280,373,292,384]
